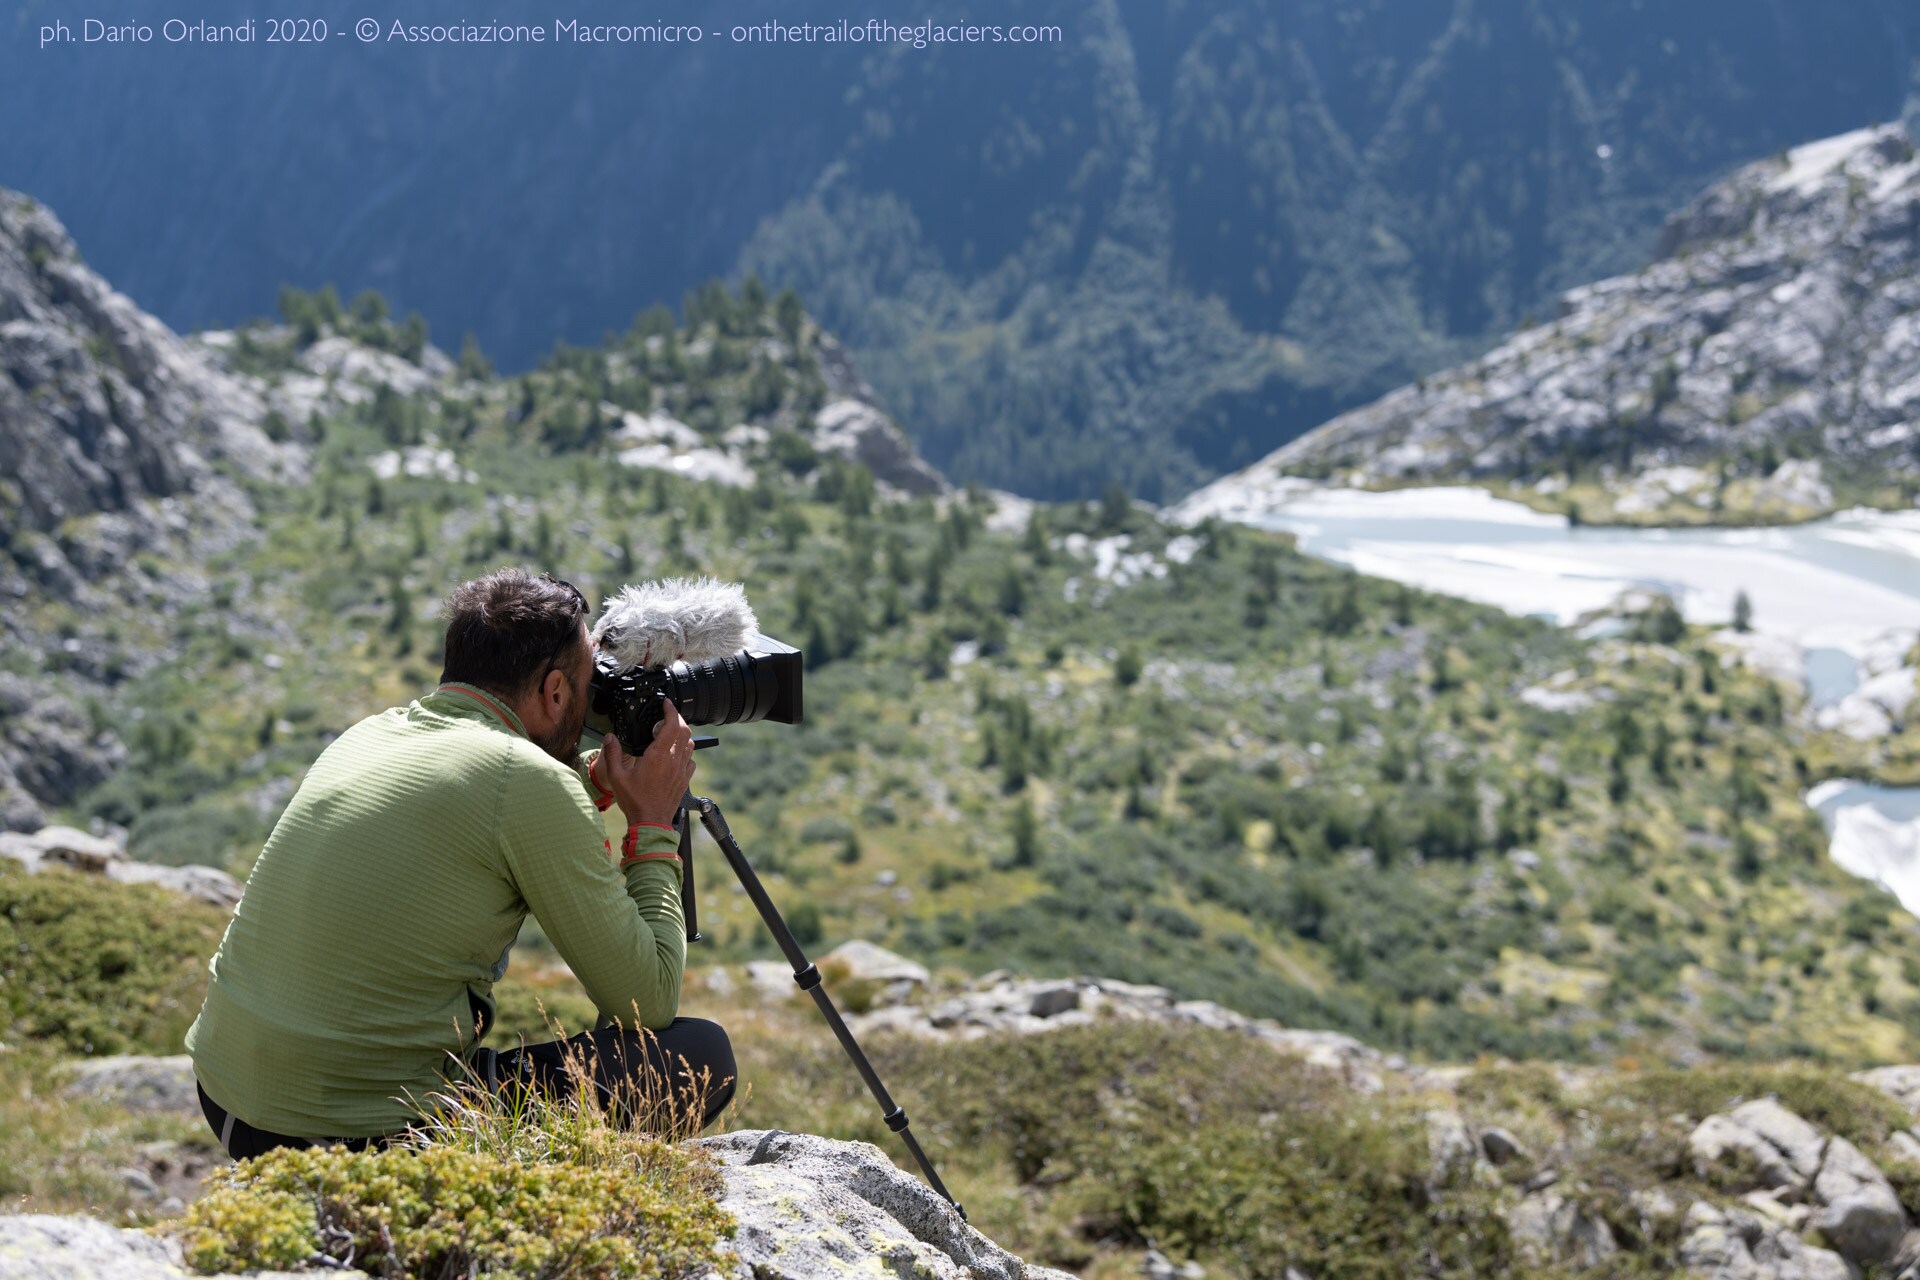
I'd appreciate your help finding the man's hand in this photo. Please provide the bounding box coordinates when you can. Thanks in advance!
[600,699,696,828]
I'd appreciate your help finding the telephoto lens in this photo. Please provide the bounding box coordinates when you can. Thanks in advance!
[587,633,802,753]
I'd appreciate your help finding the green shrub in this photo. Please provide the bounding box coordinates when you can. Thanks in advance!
[878,1021,1511,1276]
[0,863,225,1055]
[175,1141,730,1278]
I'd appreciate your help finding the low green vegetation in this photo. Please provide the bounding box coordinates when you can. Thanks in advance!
[0,862,227,1056]
[174,1075,732,1279]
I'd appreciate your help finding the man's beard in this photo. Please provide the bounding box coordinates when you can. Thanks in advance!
[534,674,591,768]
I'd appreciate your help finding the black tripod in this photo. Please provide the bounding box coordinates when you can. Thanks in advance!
[670,777,965,1221]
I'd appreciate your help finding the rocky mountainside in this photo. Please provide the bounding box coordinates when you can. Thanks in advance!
[8,1,1918,500]
[0,191,943,833]
[0,191,292,831]
[1196,124,1920,525]
[0,191,295,546]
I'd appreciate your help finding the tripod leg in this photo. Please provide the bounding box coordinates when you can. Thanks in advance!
[688,794,966,1221]
[677,792,700,943]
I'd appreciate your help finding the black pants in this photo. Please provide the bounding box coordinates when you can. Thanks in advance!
[197,1017,736,1160]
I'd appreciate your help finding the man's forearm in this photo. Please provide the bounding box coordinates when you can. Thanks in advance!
[614,830,686,1027]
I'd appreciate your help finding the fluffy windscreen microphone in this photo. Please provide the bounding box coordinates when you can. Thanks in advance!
[592,577,759,673]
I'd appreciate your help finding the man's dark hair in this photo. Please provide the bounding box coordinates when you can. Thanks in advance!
[440,568,588,697]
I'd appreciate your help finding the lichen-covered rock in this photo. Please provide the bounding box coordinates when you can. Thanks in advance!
[1691,1100,1826,1190]
[1679,1201,1853,1280]
[1855,1064,1920,1116]
[695,1129,1072,1280]
[850,972,1397,1093]
[1505,1189,1618,1268]
[1811,1140,1907,1267]
[1689,1098,1908,1266]
[0,1214,330,1280]
[61,1054,199,1114]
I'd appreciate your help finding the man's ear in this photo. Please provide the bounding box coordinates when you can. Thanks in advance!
[541,667,569,708]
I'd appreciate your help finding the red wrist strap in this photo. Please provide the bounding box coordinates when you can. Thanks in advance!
[586,756,616,812]
[619,822,681,868]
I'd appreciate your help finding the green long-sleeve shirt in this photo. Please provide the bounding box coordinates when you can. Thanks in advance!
[184,682,684,1138]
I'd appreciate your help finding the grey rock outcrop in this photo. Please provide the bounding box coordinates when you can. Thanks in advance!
[850,972,1397,1094]
[1689,1098,1908,1266]
[1182,123,1920,523]
[1855,1064,1920,1115]
[61,1055,199,1115]
[1506,1189,1618,1269]
[0,191,296,831]
[695,1130,1071,1280]
[0,1215,328,1280]
[811,330,947,495]
[818,939,930,1007]
[1680,1200,1854,1280]
[0,190,293,543]
[0,825,242,909]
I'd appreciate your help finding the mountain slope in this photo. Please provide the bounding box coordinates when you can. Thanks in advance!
[1194,124,1920,524]
[5,0,1918,498]
[6,189,1917,1071]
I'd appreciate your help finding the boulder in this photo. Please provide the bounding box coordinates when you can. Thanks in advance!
[0,1214,330,1279]
[1029,986,1081,1018]
[695,1129,1072,1280]
[61,1055,198,1115]
[1680,1201,1853,1280]
[1690,1099,1908,1267]
[1855,1065,1920,1116]
[1480,1126,1526,1166]
[1505,1189,1618,1268]
[1690,1100,1826,1191]
[1811,1136,1906,1264]
[1425,1109,1477,1185]
[819,940,930,1007]
[0,826,242,910]
[744,961,796,1001]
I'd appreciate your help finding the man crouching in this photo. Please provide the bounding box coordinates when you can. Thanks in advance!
[185,567,734,1157]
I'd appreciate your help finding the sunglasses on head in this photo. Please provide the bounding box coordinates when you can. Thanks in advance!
[540,573,588,619]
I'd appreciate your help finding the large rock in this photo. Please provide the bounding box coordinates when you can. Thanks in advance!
[1690,1100,1826,1191]
[695,1129,1071,1280]
[1854,1065,1920,1116]
[1680,1201,1853,1280]
[1505,1189,1618,1269]
[850,972,1398,1093]
[61,1055,198,1115]
[1811,1137,1907,1266]
[809,331,946,496]
[1690,1099,1908,1266]
[0,1215,327,1279]
[0,825,241,909]
[819,940,930,1007]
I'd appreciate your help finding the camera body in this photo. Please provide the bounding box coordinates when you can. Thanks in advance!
[586,631,803,754]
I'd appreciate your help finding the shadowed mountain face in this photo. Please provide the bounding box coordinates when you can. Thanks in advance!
[4,0,1915,497]
[1189,124,1920,526]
